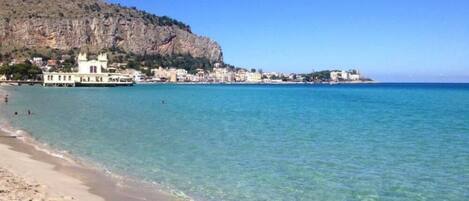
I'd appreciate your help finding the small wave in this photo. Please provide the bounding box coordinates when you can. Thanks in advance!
[0,87,195,200]
[0,121,195,201]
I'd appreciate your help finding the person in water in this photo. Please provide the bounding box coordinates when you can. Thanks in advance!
[27,110,31,115]
[4,95,8,104]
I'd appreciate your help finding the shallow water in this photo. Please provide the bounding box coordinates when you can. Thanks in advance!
[2,84,469,201]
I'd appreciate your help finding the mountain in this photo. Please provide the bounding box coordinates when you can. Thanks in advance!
[0,0,223,62]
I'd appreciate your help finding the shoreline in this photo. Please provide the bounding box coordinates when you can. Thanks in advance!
[2,80,378,86]
[135,80,378,85]
[0,87,186,201]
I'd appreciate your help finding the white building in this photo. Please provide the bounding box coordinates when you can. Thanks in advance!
[43,53,133,87]
[152,67,170,81]
[330,70,361,82]
[211,67,234,83]
[176,69,189,82]
[77,53,107,74]
[349,73,361,81]
[32,57,44,67]
[123,69,145,83]
[234,69,248,82]
[330,70,347,81]
[246,72,262,83]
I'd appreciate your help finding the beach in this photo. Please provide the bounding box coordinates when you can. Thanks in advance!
[1,84,468,200]
[0,136,103,201]
[0,87,181,201]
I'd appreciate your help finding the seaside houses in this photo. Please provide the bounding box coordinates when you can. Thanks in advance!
[330,70,361,82]
[152,67,169,82]
[234,69,248,82]
[43,53,133,87]
[150,67,179,82]
[246,71,262,83]
[122,69,146,83]
[31,57,44,67]
[210,67,234,83]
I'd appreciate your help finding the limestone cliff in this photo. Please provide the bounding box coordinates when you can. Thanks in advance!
[0,0,223,62]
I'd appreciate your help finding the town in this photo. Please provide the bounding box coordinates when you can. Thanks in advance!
[0,53,373,86]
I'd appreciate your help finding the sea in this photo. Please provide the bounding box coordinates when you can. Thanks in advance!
[1,83,468,201]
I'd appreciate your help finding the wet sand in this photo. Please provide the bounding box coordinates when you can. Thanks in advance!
[0,131,181,201]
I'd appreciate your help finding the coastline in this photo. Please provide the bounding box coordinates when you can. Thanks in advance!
[136,80,378,85]
[0,87,184,201]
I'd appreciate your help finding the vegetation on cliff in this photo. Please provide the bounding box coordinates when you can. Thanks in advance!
[0,47,220,75]
[0,0,222,62]
[0,60,42,80]
[302,71,332,82]
[0,0,190,31]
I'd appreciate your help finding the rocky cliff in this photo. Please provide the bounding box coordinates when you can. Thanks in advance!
[0,0,223,62]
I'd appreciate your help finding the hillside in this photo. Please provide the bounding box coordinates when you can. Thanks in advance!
[0,0,223,62]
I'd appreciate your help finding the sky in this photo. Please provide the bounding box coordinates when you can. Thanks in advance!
[109,0,469,82]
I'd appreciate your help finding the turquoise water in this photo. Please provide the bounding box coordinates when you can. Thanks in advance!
[2,84,469,201]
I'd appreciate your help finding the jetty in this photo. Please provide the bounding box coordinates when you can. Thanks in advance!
[0,80,42,86]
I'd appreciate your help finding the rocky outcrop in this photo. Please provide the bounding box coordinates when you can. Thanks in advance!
[0,0,223,62]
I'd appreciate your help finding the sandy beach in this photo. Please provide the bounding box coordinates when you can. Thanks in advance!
[0,138,104,201]
[0,88,182,201]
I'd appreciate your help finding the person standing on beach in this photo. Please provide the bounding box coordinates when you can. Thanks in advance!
[4,95,8,104]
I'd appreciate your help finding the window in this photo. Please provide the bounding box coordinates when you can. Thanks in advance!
[89,66,98,73]
[58,75,61,81]
[69,76,72,81]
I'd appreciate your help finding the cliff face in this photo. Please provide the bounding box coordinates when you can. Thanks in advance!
[0,0,223,62]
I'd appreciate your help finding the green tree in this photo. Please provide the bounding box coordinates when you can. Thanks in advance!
[127,60,140,69]
[0,60,42,80]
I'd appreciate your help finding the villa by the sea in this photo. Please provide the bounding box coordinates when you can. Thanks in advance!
[43,53,133,87]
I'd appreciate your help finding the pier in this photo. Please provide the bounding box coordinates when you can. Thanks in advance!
[0,80,43,86]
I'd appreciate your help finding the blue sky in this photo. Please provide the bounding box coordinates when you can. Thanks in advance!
[109,0,469,82]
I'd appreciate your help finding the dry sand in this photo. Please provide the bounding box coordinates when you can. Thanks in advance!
[0,139,104,201]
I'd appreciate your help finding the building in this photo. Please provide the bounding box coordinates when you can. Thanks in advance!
[234,69,248,82]
[152,67,169,81]
[195,69,207,82]
[123,69,145,83]
[348,70,361,81]
[32,57,44,67]
[176,69,189,82]
[43,53,133,87]
[77,53,107,74]
[330,70,361,82]
[246,72,262,83]
[133,71,146,83]
[47,60,58,68]
[169,68,177,82]
[211,67,234,83]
